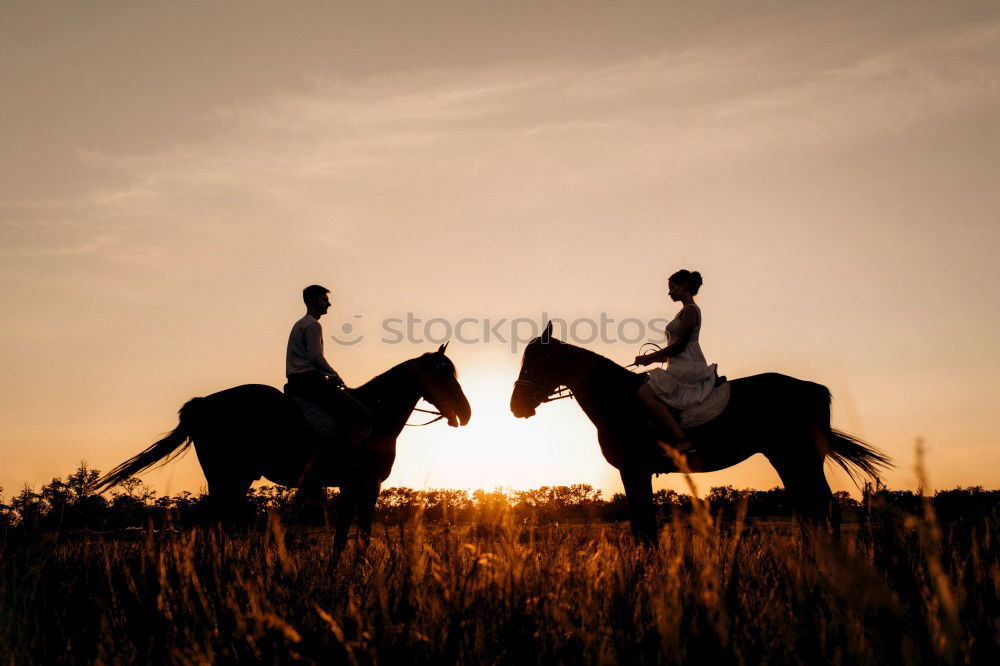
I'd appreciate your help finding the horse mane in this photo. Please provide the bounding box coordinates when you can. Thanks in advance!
[350,359,415,401]
[551,339,647,390]
[350,352,455,402]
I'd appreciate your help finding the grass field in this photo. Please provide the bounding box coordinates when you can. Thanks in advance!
[2,492,997,665]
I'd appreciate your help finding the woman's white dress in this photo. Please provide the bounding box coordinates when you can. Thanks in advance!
[646,304,718,409]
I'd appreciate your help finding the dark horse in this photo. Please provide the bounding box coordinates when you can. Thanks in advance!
[510,323,890,542]
[96,344,471,551]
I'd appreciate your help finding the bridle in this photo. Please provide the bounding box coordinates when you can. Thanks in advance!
[404,355,456,427]
[513,378,575,404]
[514,342,576,405]
[517,339,660,406]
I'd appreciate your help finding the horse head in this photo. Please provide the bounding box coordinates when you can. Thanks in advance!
[411,342,471,427]
[510,321,567,418]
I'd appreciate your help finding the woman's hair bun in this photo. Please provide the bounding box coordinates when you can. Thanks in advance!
[670,269,703,294]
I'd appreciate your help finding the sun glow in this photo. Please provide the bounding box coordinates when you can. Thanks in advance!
[391,363,616,493]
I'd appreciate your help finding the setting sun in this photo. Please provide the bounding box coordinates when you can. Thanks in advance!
[390,361,615,493]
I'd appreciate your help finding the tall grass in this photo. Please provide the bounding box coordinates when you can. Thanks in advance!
[2,490,997,665]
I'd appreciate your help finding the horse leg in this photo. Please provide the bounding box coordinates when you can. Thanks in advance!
[206,475,253,524]
[620,468,658,545]
[767,450,834,541]
[354,480,381,549]
[333,483,357,557]
[812,459,841,541]
[809,419,842,541]
[293,484,328,526]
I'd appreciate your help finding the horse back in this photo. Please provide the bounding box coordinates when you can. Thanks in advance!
[184,384,297,438]
[714,372,830,429]
[203,383,286,403]
[729,372,828,400]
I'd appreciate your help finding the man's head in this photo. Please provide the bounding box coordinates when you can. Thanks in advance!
[303,284,331,318]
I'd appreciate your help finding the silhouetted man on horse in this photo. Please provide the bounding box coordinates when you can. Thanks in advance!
[285,284,370,451]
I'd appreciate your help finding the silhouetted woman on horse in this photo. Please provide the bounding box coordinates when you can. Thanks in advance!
[633,269,718,454]
[511,269,890,542]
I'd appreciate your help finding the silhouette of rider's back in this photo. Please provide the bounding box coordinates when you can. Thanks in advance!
[285,285,369,448]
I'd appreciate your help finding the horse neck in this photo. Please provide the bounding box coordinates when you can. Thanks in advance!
[557,345,635,426]
[352,362,422,436]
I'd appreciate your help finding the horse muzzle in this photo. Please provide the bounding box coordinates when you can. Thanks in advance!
[447,398,471,427]
[509,396,537,418]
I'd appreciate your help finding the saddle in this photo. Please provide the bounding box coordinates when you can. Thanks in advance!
[677,377,731,428]
[641,374,731,433]
[284,381,372,446]
[288,395,340,440]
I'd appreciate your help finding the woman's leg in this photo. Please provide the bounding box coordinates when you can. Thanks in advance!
[638,384,691,452]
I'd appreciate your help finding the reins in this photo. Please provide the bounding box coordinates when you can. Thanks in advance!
[405,406,447,427]
[625,342,663,369]
[365,367,450,427]
[519,340,661,406]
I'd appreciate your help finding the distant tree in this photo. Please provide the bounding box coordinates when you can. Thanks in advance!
[4,469,998,532]
[10,484,44,529]
[66,462,101,501]
[933,486,1000,521]
[561,484,603,522]
[36,462,107,529]
[832,490,858,509]
[707,486,747,518]
[471,489,511,523]
[651,489,692,522]
[873,489,921,515]
[0,487,10,529]
[745,487,792,518]
[113,477,156,502]
[246,484,296,516]
[107,477,156,527]
[512,487,547,523]
[376,487,422,524]
[598,493,630,522]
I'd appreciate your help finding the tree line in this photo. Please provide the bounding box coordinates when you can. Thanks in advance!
[2,462,998,532]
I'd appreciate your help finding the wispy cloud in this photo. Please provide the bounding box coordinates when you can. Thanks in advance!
[79,16,1000,182]
[2,15,997,279]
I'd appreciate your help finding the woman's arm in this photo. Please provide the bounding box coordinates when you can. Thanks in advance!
[634,305,699,365]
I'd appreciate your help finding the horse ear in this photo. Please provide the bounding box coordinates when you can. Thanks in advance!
[540,321,553,344]
[438,341,449,354]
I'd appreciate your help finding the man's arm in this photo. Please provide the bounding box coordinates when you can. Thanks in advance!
[304,320,344,385]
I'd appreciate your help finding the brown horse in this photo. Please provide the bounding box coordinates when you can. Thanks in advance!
[510,323,890,542]
[96,344,471,550]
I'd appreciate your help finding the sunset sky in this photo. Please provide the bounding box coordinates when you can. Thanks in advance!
[2,1,999,500]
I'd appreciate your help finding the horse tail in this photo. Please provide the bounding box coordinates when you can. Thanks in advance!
[92,397,204,493]
[813,385,892,485]
[827,428,892,485]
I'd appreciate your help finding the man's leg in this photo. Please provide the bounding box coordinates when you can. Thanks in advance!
[285,372,325,402]
[287,373,371,453]
[325,389,372,453]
